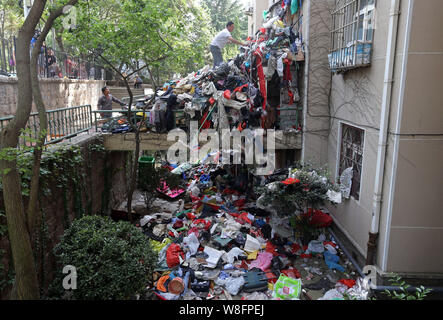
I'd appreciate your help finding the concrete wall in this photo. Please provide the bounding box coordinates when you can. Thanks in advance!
[0,77,105,118]
[381,0,443,275]
[301,0,335,167]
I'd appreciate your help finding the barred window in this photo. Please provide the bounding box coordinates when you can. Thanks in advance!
[339,124,364,200]
[329,0,375,72]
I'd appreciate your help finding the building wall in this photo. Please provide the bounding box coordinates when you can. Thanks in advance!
[0,77,105,118]
[326,0,443,276]
[326,0,392,261]
[301,0,335,167]
[381,0,443,275]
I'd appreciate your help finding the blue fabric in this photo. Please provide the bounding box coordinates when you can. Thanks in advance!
[324,251,345,272]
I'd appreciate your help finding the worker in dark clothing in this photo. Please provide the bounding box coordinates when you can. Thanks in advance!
[97,86,126,119]
[165,94,177,131]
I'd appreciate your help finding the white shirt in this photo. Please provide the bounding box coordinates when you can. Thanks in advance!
[210,29,232,49]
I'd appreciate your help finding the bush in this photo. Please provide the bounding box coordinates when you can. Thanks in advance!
[50,215,156,300]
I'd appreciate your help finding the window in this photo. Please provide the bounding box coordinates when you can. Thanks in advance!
[339,124,364,200]
[329,0,375,72]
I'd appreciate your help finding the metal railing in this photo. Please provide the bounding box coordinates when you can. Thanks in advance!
[0,105,93,148]
[0,35,114,80]
[91,109,186,132]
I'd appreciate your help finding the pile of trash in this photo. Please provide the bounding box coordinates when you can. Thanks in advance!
[107,0,307,135]
[136,161,369,300]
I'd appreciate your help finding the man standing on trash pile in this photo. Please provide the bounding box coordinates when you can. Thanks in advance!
[210,21,246,68]
[97,86,127,119]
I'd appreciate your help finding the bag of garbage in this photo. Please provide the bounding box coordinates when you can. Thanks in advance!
[215,274,245,296]
[223,247,247,264]
[306,240,324,254]
[166,243,184,268]
[183,232,200,256]
[273,274,302,300]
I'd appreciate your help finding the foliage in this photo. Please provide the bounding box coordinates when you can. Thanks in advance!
[64,0,213,83]
[0,211,15,292]
[382,273,433,300]
[49,215,157,300]
[202,0,248,61]
[256,166,339,217]
[140,166,182,208]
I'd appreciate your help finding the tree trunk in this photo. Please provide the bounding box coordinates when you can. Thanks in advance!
[0,0,48,300]
[123,78,137,223]
[27,0,79,239]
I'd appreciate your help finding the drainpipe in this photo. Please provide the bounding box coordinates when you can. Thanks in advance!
[366,0,401,266]
[301,0,310,163]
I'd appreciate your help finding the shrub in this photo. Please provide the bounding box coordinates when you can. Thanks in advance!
[50,215,156,300]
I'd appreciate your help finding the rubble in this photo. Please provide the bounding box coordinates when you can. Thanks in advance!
[113,0,369,301]
[131,157,366,301]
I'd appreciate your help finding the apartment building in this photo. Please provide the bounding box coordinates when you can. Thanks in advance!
[250,0,443,280]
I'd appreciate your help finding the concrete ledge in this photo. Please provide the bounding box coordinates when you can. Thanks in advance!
[103,130,302,151]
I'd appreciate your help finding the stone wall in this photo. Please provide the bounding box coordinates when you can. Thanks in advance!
[0,77,106,118]
[0,134,129,299]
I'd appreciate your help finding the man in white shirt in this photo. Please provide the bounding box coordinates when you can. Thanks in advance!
[210,21,245,68]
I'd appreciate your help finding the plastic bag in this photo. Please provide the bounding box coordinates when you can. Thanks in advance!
[273,274,302,300]
[244,234,261,252]
[215,275,245,296]
[166,243,184,268]
[249,251,273,271]
[223,247,247,264]
[183,232,200,256]
[306,240,324,254]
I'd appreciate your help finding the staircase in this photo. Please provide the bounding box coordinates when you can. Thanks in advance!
[107,87,146,108]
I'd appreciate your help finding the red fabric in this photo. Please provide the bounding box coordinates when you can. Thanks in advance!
[234,199,246,207]
[253,49,267,115]
[302,209,333,228]
[282,268,301,279]
[323,241,337,248]
[300,254,312,258]
[192,219,211,230]
[200,110,211,130]
[186,212,196,220]
[281,178,300,185]
[223,90,231,100]
[173,220,184,229]
[291,243,302,254]
[187,227,199,237]
[339,279,356,289]
[166,243,184,268]
[238,212,252,224]
[233,83,248,93]
[265,242,278,256]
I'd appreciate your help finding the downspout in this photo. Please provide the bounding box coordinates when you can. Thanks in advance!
[330,227,443,294]
[366,0,401,266]
[301,0,310,163]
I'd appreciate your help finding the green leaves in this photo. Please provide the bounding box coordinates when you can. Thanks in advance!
[51,215,157,299]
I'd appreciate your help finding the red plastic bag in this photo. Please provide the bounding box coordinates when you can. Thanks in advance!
[339,279,356,289]
[282,268,301,279]
[302,209,333,228]
[166,243,184,268]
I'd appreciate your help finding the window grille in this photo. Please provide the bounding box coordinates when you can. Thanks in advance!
[339,124,364,200]
[329,0,375,72]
